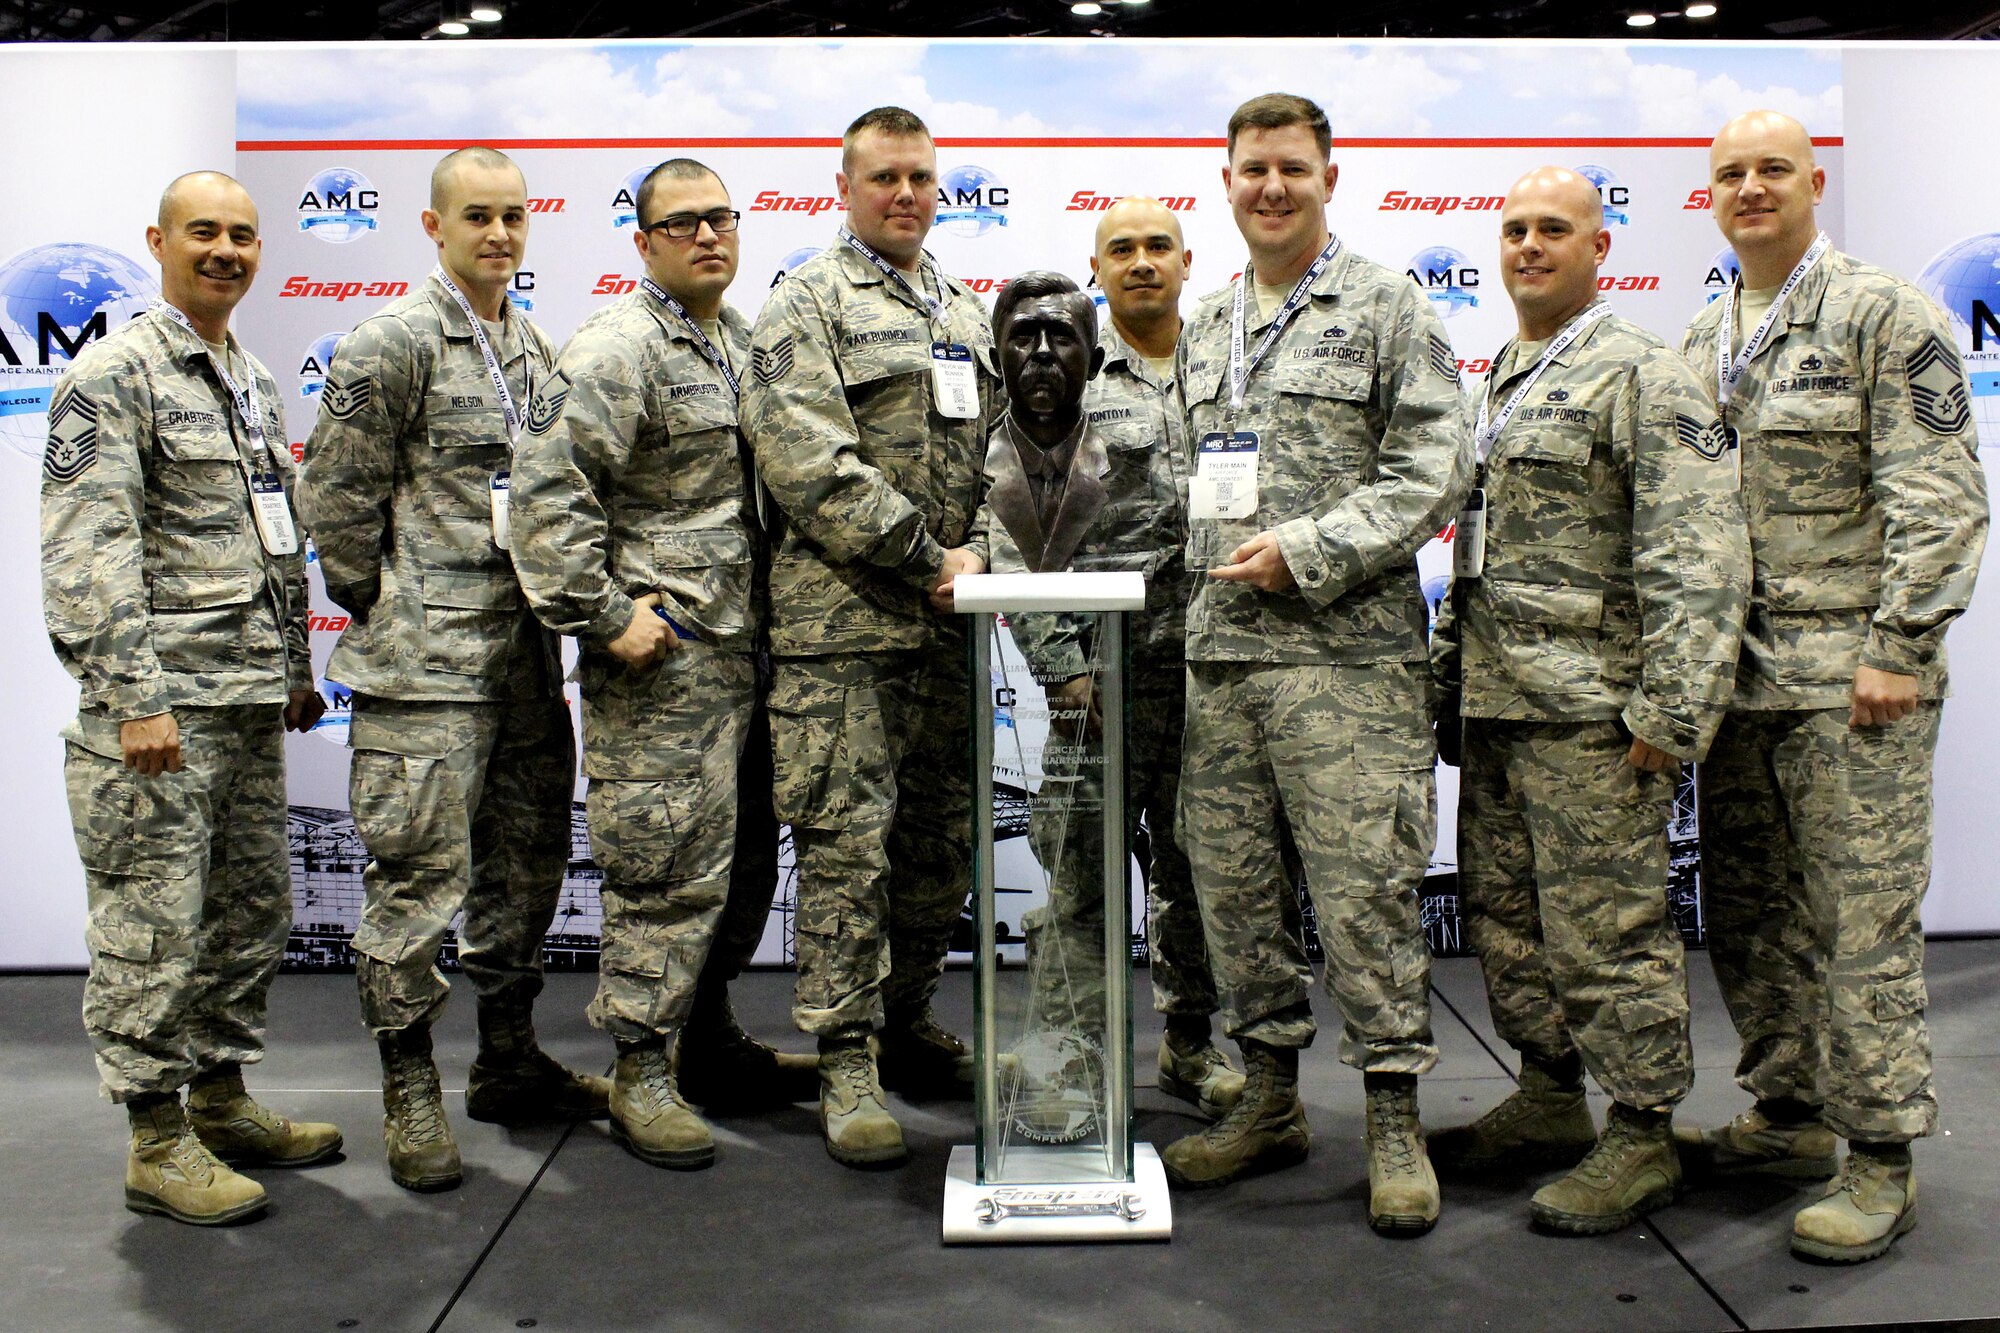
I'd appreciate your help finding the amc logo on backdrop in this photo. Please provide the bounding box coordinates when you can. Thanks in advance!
[297,168,381,244]
[0,241,157,463]
[1919,232,2000,448]
[935,165,1009,238]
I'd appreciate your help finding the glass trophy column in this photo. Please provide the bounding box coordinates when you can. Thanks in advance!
[942,571,1171,1244]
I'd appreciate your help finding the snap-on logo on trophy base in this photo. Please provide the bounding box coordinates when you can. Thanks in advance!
[297,168,380,244]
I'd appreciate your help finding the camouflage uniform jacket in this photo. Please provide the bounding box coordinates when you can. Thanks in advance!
[1180,245,1473,665]
[41,305,310,721]
[299,274,561,701]
[1681,250,1989,710]
[1430,304,1751,761]
[510,293,760,656]
[740,232,1003,655]
[989,322,1195,681]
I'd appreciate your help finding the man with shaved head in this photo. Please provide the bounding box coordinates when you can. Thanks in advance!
[301,146,608,1193]
[1427,167,1749,1235]
[1678,111,1988,1262]
[43,171,341,1224]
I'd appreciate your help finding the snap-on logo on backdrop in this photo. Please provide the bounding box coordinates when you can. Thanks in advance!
[1379,191,1504,215]
[279,277,410,302]
[297,168,380,244]
[751,192,845,217]
[1064,192,1195,212]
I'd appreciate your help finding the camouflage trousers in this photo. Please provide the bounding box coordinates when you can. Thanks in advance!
[1700,705,1942,1143]
[1458,718,1692,1109]
[65,705,290,1101]
[347,693,574,1036]
[1020,649,1220,1034]
[1180,660,1438,1071]
[769,637,970,1037]
[578,645,756,1041]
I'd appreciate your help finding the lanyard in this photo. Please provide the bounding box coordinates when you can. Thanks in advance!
[1474,303,1615,463]
[1716,231,1829,415]
[154,302,275,466]
[642,277,738,394]
[841,229,943,322]
[432,265,522,445]
[1229,234,1343,410]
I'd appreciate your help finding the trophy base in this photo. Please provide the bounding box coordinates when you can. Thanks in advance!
[940,1143,1173,1244]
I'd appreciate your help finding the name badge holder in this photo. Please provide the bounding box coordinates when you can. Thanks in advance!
[1454,487,1487,579]
[489,470,512,551]
[1191,431,1259,522]
[433,265,525,550]
[932,341,979,419]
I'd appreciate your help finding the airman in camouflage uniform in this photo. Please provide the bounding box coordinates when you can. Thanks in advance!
[1676,112,1988,1263]
[299,148,605,1193]
[986,203,1243,1120]
[42,172,341,1226]
[1427,168,1751,1235]
[511,159,812,1171]
[1161,97,1471,1240]
[739,108,1004,1168]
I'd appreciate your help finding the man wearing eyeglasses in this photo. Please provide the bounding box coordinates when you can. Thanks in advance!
[511,159,815,1169]
[300,147,607,1194]
[740,106,1004,1168]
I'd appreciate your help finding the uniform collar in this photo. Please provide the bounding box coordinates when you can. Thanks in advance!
[425,271,525,358]
[1098,319,1177,388]
[1240,245,1347,335]
[151,301,236,366]
[834,228,945,309]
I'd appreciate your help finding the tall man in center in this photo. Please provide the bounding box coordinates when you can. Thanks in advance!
[1165,93,1472,1236]
[740,107,1004,1167]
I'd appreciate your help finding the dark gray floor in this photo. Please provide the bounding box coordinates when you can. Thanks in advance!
[5,945,1999,1333]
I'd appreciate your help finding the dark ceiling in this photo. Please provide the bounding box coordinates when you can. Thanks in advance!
[7,0,2000,42]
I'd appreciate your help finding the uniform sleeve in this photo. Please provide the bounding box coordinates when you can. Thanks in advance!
[299,315,418,620]
[739,277,946,589]
[1428,577,1461,721]
[1858,290,1990,677]
[509,332,642,645]
[1271,285,1474,607]
[267,385,314,696]
[39,356,169,721]
[1622,347,1752,760]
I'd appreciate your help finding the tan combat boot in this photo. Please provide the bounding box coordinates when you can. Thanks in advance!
[1157,1020,1247,1121]
[379,1028,462,1192]
[1160,1041,1310,1189]
[1365,1074,1440,1236]
[674,987,820,1113]
[188,1064,343,1167]
[466,997,612,1125]
[609,1039,715,1170]
[1428,1062,1596,1174]
[125,1095,267,1226]
[1531,1102,1680,1235]
[878,1005,974,1100]
[1675,1103,1839,1180]
[1792,1144,1916,1263]
[819,1037,908,1168]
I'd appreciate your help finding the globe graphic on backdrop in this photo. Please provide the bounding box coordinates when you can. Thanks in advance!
[1407,245,1479,317]
[935,164,1008,239]
[297,167,378,244]
[0,242,156,462]
[1918,232,2000,447]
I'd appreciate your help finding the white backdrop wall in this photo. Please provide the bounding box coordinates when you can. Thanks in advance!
[0,38,1988,969]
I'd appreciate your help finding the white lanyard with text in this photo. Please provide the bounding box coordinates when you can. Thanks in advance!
[154,302,297,556]
[839,230,977,420]
[1715,230,1830,418]
[840,229,942,321]
[433,265,523,548]
[1474,302,1614,464]
[641,276,766,526]
[1229,234,1343,411]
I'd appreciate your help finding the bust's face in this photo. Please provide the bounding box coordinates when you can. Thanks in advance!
[1001,293,1094,424]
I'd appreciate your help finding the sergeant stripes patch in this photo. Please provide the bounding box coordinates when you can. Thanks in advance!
[321,376,373,422]
[43,390,99,483]
[524,370,572,436]
[1907,334,1972,436]
[1427,332,1458,382]
[1674,412,1731,461]
[754,335,795,385]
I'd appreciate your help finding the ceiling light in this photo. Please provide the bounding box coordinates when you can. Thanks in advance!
[1684,2,1717,14]
[469,5,503,20]
[1071,2,1103,13]
[1626,11,1657,25]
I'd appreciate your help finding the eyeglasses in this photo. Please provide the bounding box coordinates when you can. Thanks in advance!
[639,209,741,240]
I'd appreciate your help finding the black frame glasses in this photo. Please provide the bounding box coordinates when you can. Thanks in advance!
[640,209,741,239]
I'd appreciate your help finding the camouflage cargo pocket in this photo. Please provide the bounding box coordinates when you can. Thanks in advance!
[83,919,167,1039]
[347,749,458,869]
[766,676,852,831]
[586,778,694,884]
[419,569,523,678]
[64,735,202,880]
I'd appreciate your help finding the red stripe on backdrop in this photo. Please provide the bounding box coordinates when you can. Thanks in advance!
[237,136,1845,151]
